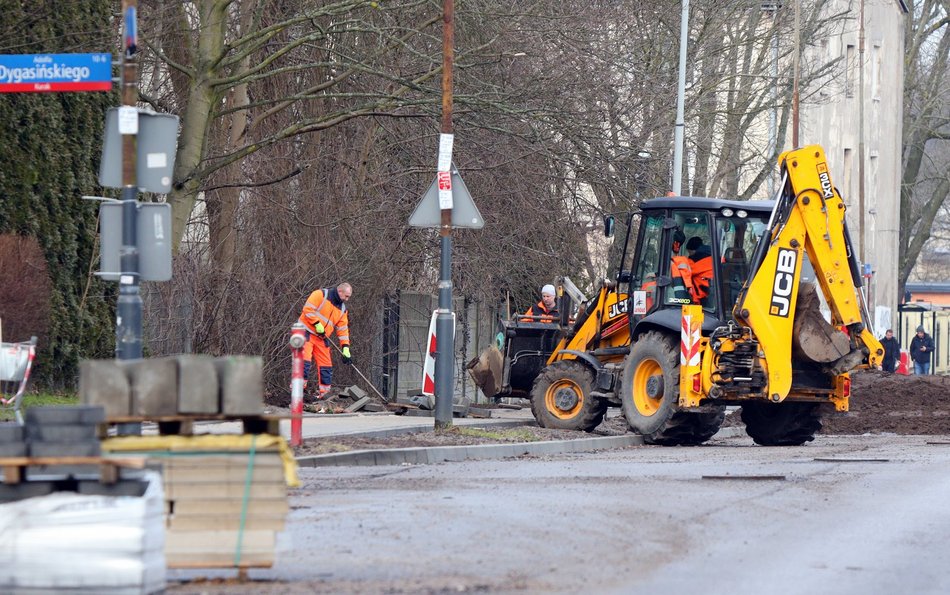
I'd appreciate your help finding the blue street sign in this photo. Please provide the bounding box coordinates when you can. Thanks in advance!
[0,53,112,93]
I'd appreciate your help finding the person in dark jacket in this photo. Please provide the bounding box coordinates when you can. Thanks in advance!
[880,329,900,373]
[909,325,935,375]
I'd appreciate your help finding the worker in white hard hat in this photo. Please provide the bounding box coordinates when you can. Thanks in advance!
[522,284,559,323]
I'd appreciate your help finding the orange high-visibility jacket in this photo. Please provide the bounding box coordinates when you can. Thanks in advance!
[522,301,558,323]
[299,288,350,345]
[671,256,695,301]
[689,255,714,300]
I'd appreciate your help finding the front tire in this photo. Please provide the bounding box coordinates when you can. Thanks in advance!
[530,361,607,432]
[621,331,724,446]
[740,401,822,446]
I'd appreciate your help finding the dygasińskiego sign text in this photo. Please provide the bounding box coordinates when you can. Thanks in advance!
[0,53,112,93]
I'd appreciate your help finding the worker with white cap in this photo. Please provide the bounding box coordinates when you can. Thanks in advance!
[522,283,559,323]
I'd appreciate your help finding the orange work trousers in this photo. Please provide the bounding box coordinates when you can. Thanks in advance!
[302,332,333,395]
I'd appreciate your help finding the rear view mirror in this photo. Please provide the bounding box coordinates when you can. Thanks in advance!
[604,215,615,238]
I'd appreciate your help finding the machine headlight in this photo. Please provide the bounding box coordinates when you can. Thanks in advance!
[721,208,734,217]
[736,209,748,218]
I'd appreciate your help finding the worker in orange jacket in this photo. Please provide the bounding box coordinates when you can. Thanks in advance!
[685,236,714,304]
[670,230,696,302]
[298,282,353,400]
[522,284,559,322]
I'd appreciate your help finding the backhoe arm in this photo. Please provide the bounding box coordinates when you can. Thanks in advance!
[734,145,884,401]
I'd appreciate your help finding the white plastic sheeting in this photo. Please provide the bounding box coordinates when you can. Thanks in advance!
[0,470,166,594]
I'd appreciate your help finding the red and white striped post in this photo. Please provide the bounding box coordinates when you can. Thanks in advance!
[288,322,307,447]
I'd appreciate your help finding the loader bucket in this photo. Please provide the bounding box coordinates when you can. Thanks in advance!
[792,282,851,363]
[467,345,504,398]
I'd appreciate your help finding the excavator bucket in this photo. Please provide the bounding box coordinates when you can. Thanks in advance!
[466,345,504,398]
[792,282,851,363]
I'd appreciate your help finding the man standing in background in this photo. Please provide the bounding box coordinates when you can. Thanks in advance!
[909,325,935,375]
[880,329,900,373]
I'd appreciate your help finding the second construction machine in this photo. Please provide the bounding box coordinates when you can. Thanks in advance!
[472,145,883,446]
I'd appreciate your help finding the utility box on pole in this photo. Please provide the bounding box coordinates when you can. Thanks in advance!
[99,107,178,194]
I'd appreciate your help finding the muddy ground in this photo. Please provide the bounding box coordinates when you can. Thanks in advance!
[290,371,948,454]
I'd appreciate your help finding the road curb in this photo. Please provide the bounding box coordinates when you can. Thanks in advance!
[308,419,533,441]
[296,434,644,467]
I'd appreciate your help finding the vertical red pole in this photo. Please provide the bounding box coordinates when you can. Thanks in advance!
[289,322,307,447]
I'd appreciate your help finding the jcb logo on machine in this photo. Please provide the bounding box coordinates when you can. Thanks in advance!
[770,248,797,317]
[817,162,834,199]
[608,300,628,320]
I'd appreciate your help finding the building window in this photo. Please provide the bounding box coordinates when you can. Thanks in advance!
[843,148,853,199]
[845,44,856,98]
[872,43,882,101]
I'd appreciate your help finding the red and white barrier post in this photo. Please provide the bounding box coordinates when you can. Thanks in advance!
[288,322,307,447]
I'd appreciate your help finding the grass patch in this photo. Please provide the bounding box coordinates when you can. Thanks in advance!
[446,426,540,442]
[0,392,79,421]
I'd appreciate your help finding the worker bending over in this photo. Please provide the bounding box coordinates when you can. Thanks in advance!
[298,282,353,399]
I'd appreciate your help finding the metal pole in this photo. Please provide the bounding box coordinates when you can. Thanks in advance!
[116,0,141,361]
[434,0,455,430]
[289,323,307,447]
[113,0,142,437]
[857,0,867,266]
[792,0,800,148]
[671,0,689,196]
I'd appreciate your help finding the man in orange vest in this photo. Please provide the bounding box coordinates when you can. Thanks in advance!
[522,284,559,322]
[685,236,714,304]
[298,282,352,400]
[670,230,695,302]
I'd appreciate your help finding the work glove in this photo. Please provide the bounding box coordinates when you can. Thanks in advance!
[315,322,325,335]
[342,346,352,365]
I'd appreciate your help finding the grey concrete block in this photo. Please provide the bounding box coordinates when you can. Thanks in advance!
[27,464,100,478]
[79,360,131,418]
[468,407,493,418]
[29,441,101,458]
[77,479,148,497]
[363,402,387,412]
[0,423,24,443]
[347,386,368,400]
[0,442,27,457]
[215,356,264,415]
[344,396,371,413]
[26,423,97,443]
[24,406,105,426]
[0,481,55,503]
[176,354,220,414]
[123,357,178,417]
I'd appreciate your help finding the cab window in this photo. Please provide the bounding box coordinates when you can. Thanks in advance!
[630,214,663,315]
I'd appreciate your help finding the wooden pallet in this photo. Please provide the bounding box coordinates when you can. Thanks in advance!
[101,414,285,437]
[0,456,146,484]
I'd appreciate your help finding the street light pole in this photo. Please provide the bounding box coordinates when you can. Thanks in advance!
[672,0,689,196]
[434,0,456,430]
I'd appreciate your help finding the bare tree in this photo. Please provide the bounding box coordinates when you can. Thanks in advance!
[899,0,950,297]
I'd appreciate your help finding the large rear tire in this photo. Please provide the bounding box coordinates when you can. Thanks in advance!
[530,361,607,432]
[740,401,822,446]
[620,331,724,446]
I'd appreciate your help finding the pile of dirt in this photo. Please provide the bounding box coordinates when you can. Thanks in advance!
[820,370,950,435]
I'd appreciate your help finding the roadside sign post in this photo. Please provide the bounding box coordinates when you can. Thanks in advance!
[289,323,308,447]
[407,2,485,431]
[116,0,142,363]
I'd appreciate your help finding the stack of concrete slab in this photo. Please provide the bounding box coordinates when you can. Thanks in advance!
[79,355,263,418]
[102,435,295,569]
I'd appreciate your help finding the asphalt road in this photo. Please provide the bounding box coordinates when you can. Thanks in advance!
[170,433,950,594]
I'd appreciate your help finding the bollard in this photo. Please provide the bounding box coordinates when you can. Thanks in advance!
[289,322,307,447]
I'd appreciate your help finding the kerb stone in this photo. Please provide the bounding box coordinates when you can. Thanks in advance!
[123,358,178,417]
[215,356,264,415]
[79,360,131,417]
[176,355,220,414]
